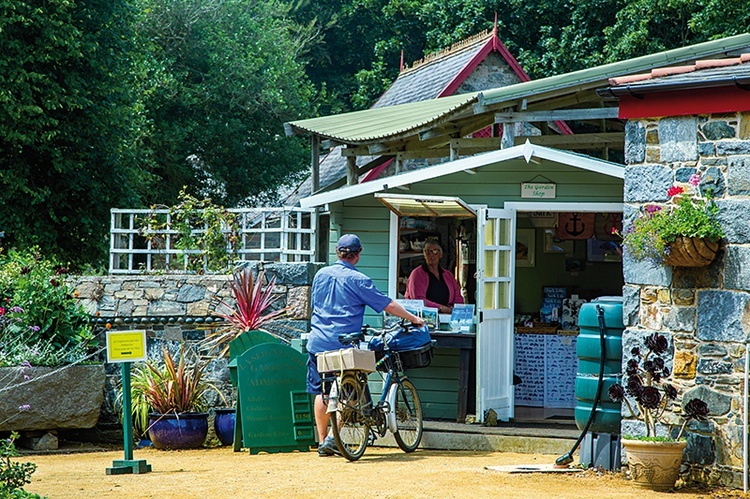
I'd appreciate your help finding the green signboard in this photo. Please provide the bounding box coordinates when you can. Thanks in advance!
[236,343,315,454]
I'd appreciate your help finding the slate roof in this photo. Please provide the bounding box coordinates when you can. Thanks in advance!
[283,29,528,206]
[373,32,498,108]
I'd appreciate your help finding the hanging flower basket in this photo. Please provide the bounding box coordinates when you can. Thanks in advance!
[663,236,719,267]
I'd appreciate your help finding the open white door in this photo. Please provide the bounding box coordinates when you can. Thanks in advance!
[476,208,516,422]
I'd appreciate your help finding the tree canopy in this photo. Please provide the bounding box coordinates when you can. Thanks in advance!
[0,0,747,268]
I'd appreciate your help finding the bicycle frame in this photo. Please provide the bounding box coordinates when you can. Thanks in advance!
[321,324,416,435]
[320,322,425,460]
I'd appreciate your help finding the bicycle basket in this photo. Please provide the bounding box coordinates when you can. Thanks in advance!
[375,343,433,371]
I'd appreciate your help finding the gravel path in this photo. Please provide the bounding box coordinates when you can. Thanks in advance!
[18,445,739,498]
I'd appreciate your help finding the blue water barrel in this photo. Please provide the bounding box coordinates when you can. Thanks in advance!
[574,296,623,434]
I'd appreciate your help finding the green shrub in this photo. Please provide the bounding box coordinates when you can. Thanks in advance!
[0,433,37,495]
[0,247,97,367]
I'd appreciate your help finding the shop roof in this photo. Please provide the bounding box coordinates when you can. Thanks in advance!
[285,34,750,144]
[299,141,625,208]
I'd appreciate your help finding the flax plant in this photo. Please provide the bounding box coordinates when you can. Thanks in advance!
[203,267,288,357]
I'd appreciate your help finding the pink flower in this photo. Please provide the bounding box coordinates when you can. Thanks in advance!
[689,173,701,186]
[667,185,684,197]
[0,306,4,316]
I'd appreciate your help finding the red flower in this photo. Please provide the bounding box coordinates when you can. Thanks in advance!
[667,185,684,197]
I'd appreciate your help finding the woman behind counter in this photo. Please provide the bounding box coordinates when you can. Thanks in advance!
[404,240,464,314]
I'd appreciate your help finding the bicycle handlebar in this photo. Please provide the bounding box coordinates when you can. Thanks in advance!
[337,321,407,347]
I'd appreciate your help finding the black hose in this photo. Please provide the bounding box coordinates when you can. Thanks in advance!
[555,304,607,467]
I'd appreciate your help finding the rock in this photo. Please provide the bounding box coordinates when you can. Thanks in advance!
[0,365,106,432]
[21,432,59,451]
[484,409,498,427]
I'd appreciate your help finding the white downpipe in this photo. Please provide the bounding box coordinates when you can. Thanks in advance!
[744,341,749,493]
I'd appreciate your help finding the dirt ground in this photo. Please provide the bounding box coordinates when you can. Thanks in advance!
[16,445,750,499]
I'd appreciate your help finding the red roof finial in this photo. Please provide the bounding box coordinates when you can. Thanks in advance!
[493,12,498,35]
[400,49,404,72]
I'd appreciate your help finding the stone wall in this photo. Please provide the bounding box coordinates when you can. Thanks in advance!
[623,113,750,487]
[69,262,322,441]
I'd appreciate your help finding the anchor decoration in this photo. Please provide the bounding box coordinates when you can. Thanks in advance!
[595,213,623,241]
[556,212,595,240]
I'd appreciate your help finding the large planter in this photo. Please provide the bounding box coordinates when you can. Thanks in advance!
[148,412,208,450]
[663,236,719,267]
[622,439,687,490]
[0,364,105,432]
[213,408,236,446]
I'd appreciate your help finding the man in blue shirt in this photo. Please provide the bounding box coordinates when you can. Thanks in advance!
[308,234,424,456]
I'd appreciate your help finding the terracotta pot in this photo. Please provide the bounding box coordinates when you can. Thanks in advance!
[622,438,687,490]
[663,236,719,267]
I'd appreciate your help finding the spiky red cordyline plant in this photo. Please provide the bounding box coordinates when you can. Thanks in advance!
[142,344,220,414]
[204,267,288,356]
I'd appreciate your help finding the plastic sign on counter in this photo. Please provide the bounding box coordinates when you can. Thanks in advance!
[106,330,147,363]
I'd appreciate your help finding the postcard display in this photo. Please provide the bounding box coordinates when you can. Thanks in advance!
[514,332,577,408]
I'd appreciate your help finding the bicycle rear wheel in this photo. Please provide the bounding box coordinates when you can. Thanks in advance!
[392,378,423,452]
[331,373,369,461]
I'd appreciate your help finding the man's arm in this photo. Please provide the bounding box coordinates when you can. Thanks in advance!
[384,300,425,327]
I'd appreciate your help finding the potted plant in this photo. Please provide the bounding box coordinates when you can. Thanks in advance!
[203,266,289,357]
[138,343,224,450]
[202,266,290,449]
[622,173,724,267]
[608,332,710,490]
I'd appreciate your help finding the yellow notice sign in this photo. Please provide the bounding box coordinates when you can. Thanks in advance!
[107,330,147,363]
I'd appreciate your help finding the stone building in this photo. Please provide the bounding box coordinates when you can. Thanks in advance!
[609,56,750,486]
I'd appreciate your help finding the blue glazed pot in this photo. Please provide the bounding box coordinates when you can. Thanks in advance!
[214,408,235,446]
[148,412,208,450]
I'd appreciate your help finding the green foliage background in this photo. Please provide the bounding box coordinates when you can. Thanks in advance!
[0,0,747,268]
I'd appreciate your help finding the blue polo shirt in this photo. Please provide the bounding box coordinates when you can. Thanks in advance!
[307,260,392,353]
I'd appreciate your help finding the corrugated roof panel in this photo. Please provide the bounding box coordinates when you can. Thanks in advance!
[286,34,750,145]
[287,93,478,142]
[478,33,750,106]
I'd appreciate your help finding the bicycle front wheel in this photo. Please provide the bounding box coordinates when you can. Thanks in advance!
[393,378,423,452]
[331,373,369,461]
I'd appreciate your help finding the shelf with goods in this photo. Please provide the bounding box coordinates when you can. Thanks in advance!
[398,223,440,296]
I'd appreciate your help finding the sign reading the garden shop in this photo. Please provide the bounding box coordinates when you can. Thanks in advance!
[521,182,556,199]
[107,330,147,363]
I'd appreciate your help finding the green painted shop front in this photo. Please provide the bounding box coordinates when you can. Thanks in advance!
[304,145,625,422]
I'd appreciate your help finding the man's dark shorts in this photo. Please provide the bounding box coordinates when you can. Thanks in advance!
[306,352,326,395]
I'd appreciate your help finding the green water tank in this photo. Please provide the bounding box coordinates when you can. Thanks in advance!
[574,296,623,434]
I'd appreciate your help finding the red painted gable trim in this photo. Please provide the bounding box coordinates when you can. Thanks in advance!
[619,86,750,119]
[439,36,530,98]
[362,158,394,183]
[438,35,573,135]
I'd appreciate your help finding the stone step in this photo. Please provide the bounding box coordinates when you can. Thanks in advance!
[375,420,581,455]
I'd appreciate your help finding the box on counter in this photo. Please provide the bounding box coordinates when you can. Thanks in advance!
[316,348,376,373]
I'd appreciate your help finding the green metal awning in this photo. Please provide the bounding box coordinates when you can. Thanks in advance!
[284,34,750,145]
[284,92,477,143]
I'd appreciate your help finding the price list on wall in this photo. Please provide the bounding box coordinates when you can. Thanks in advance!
[514,332,578,409]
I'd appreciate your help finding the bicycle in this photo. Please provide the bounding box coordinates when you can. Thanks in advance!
[320,322,433,461]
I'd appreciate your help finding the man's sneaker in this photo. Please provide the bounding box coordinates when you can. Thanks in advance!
[317,436,338,457]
